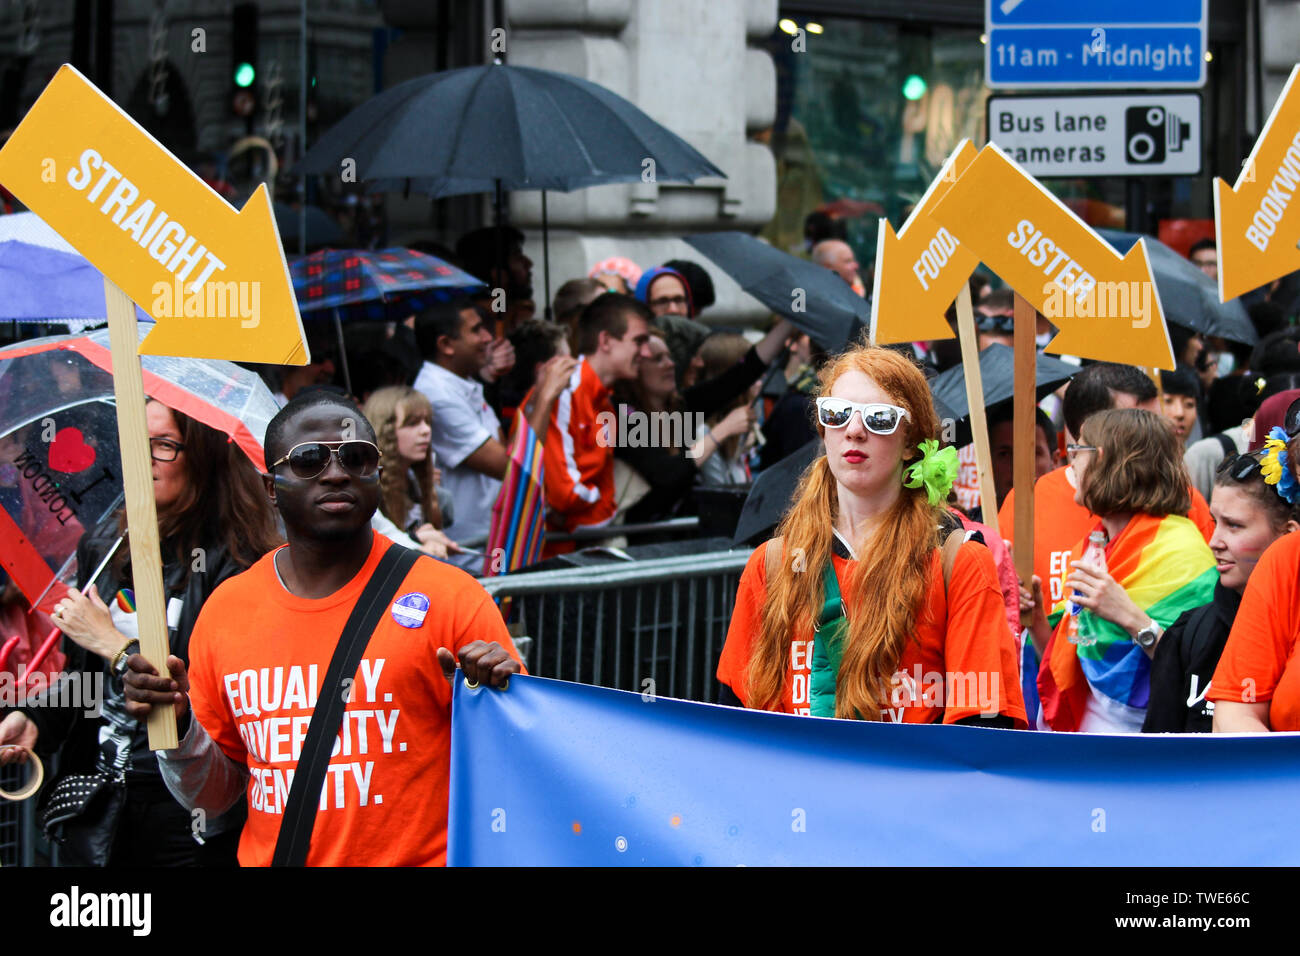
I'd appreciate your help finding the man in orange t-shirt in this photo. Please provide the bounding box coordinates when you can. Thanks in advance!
[124,393,521,866]
[717,537,1026,726]
[1207,531,1300,731]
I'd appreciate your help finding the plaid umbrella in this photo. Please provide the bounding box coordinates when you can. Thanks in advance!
[291,247,486,323]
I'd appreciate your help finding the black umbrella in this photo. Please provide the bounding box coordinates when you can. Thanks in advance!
[1098,230,1257,345]
[732,394,961,546]
[685,232,870,351]
[733,438,822,546]
[929,344,1080,423]
[298,63,725,315]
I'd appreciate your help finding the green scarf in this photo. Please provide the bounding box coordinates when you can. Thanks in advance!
[809,561,847,717]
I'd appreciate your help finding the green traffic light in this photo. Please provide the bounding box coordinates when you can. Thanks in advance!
[234,62,256,88]
[902,74,927,101]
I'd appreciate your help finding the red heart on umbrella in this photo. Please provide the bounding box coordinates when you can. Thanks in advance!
[48,427,96,473]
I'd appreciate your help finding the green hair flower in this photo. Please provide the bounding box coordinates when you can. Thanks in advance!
[903,439,958,506]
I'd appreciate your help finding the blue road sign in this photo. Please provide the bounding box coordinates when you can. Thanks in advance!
[987,0,1207,89]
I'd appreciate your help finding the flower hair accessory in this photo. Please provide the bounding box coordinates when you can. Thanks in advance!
[903,439,958,506]
[1260,425,1299,504]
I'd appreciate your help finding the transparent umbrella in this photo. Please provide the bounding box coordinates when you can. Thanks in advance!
[0,324,277,614]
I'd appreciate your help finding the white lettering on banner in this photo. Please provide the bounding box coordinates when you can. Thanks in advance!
[65,146,227,292]
[1244,130,1300,251]
[1006,218,1097,303]
[911,227,960,292]
[224,658,397,815]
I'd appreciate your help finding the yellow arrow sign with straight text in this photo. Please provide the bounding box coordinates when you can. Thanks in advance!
[930,143,1175,370]
[1215,64,1300,302]
[0,64,308,365]
[871,139,980,345]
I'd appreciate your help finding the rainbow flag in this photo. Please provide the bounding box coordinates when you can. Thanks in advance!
[484,414,546,577]
[1038,513,1216,732]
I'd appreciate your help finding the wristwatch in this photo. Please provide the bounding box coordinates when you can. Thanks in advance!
[110,640,139,678]
[1134,620,1163,649]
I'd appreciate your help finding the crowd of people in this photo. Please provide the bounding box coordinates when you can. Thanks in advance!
[5,220,1300,868]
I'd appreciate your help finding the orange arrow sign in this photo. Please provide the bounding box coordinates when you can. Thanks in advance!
[1215,64,1300,302]
[0,65,307,365]
[930,144,1174,370]
[871,140,980,345]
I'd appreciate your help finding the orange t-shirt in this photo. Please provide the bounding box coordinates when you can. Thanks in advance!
[187,533,519,866]
[542,355,616,533]
[1206,531,1300,729]
[716,539,1027,726]
[999,466,1214,606]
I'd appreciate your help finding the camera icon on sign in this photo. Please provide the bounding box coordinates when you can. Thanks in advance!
[1125,106,1191,164]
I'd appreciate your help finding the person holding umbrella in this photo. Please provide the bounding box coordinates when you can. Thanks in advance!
[716,344,1025,726]
[0,398,280,865]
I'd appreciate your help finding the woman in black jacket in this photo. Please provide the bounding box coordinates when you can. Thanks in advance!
[1143,449,1298,732]
[0,398,280,864]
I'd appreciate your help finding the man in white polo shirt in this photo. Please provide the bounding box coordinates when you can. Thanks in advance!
[413,299,572,572]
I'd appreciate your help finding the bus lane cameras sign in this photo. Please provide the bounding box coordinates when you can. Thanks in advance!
[987,93,1201,178]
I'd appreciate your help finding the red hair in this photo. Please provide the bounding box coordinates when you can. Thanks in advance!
[745,345,944,719]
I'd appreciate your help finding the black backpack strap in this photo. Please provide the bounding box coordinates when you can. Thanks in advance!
[271,544,420,867]
[1213,432,1237,457]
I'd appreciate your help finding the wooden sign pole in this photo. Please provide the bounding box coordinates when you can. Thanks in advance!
[104,278,177,750]
[954,284,999,538]
[1012,293,1037,592]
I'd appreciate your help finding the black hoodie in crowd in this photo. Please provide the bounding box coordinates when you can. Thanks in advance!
[1142,582,1241,734]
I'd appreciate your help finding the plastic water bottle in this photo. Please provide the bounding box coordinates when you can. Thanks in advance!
[1066,531,1108,646]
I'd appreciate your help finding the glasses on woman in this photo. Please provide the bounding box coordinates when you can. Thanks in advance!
[149,438,185,463]
[815,398,909,435]
[1065,443,1097,464]
[269,440,382,480]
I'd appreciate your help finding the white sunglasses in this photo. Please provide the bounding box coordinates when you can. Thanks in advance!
[815,397,910,435]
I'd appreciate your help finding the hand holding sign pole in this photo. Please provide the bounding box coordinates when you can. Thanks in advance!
[1215,64,1300,302]
[0,65,309,749]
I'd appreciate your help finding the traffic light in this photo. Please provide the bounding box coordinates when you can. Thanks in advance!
[230,2,258,118]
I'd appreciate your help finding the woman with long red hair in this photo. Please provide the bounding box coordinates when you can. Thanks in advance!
[717,345,1026,726]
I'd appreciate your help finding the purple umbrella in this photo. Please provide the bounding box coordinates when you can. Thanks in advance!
[0,239,151,326]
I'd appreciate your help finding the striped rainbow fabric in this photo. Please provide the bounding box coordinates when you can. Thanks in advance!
[484,415,546,577]
[1039,512,1217,732]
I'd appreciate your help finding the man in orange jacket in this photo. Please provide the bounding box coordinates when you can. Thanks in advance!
[541,293,653,549]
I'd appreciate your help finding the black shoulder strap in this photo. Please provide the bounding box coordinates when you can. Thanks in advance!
[271,544,420,867]
[1213,432,1237,457]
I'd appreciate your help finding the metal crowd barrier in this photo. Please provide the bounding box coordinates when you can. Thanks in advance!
[478,547,752,703]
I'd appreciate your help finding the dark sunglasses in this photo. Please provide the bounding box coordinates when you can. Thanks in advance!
[269,440,381,480]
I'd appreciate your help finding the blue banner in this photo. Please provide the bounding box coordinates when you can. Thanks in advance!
[448,675,1300,866]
